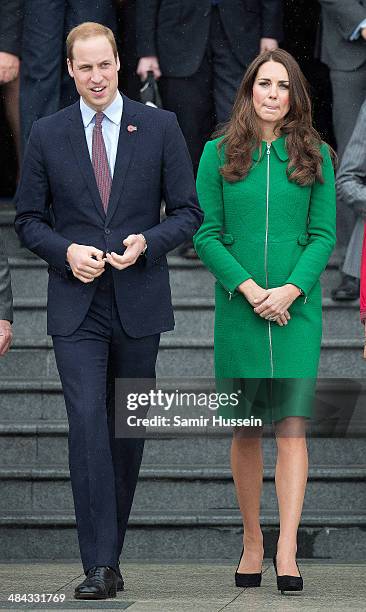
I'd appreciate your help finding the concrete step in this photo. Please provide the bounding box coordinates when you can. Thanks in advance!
[318,340,366,377]
[0,416,365,465]
[9,258,48,298]
[1,377,365,437]
[0,509,365,561]
[322,264,342,298]
[8,256,216,300]
[0,380,65,421]
[7,253,342,300]
[169,297,364,341]
[0,206,25,257]
[2,508,360,527]
[1,200,346,299]
[1,464,365,514]
[10,295,363,341]
[168,257,215,298]
[1,336,366,378]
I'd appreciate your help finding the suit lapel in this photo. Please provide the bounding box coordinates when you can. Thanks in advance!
[67,102,106,221]
[105,95,139,225]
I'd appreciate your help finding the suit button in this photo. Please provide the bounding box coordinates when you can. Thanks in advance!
[105,228,111,235]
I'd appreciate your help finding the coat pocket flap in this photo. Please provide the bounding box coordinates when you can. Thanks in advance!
[220,233,234,245]
[297,232,310,246]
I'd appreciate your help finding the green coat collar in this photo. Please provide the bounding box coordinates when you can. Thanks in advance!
[252,135,289,161]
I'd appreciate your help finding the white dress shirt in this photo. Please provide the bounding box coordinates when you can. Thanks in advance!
[80,91,123,178]
[350,18,366,41]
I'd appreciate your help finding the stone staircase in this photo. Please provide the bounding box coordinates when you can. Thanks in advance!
[0,202,365,562]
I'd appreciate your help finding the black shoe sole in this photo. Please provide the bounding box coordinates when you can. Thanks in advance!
[279,587,303,594]
[74,589,117,600]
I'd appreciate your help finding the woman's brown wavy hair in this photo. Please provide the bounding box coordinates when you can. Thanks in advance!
[216,49,335,185]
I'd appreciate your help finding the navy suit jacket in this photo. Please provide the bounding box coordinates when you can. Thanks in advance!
[0,0,23,57]
[137,0,283,78]
[15,94,203,337]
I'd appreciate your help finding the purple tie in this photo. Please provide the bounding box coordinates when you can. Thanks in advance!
[92,112,112,213]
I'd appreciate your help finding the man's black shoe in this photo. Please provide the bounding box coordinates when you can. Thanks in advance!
[331,274,360,301]
[74,566,118,600]
[116,565,124,591]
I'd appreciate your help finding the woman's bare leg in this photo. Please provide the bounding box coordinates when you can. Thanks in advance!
[231,425,264,572]
[274,416,308,576]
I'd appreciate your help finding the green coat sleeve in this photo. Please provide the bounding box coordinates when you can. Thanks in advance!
[286,144,336,296]
[193,140,252,294]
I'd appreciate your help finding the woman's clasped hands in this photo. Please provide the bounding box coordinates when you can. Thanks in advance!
[238,279,301,326]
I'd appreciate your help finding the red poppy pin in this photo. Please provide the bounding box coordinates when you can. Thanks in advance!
[127,124,138,133]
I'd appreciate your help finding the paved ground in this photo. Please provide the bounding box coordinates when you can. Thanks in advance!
[0,561,365,611]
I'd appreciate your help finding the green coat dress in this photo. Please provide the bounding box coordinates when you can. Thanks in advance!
[193,135,336,422]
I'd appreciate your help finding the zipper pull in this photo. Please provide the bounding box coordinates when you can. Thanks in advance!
[304,296,308,304]
[266,143,271,155]
[228,291,233,301]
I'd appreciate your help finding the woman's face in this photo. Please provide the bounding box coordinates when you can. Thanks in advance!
[252,61,290,126]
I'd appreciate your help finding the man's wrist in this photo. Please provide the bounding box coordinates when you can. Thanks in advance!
[66,243,76,263]
[138,233,147,255]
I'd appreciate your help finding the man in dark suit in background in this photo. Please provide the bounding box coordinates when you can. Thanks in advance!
[0,232,13,356]
[136,0,282,256]
[0,0,23,181]
[0,0,15,344]
[336,98,366,307]
[15,22,202,600]
[318,0,366,300]
[20,0,117,150]
[0,0,23,84]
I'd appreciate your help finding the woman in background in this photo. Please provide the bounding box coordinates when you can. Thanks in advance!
[194,49,336,594]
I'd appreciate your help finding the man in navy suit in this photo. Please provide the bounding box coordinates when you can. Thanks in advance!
[15,22,202,600]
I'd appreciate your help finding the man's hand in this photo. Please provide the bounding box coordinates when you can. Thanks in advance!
[253,284,301,321]
[137,56,161,80]
[238,279,290,326]
[105,234,146,270]
[0,320,12,356]
[260,38,278,53]
[0,52,20,83]
[66,244,105,283]
[361,27,366,41]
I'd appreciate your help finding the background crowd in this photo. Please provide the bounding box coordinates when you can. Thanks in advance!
[1,0,366,298]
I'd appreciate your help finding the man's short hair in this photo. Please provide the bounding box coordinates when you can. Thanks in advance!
[66,22,118,61]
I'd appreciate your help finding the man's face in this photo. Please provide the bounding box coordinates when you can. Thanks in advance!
[67,35,120,111]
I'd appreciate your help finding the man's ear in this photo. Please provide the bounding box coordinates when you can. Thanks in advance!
[67,58,74,78]
[116,54,121,72]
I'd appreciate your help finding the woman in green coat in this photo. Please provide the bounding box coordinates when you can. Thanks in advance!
[193,49,336,593]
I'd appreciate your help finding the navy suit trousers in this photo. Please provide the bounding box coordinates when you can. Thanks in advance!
[52,267,160,573]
